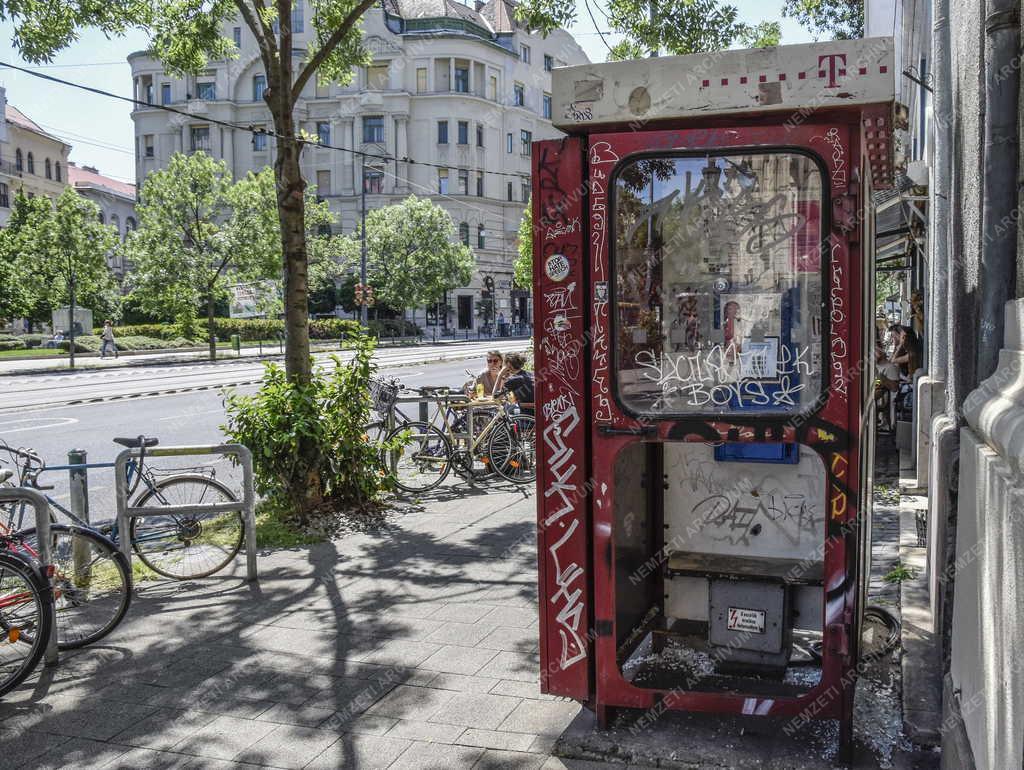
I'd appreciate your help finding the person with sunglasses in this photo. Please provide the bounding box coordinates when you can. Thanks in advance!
[470,351,504,397]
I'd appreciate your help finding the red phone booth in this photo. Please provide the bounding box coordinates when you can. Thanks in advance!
[533,38,898,758]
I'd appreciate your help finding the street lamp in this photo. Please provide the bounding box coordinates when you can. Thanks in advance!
[360,158,368,328]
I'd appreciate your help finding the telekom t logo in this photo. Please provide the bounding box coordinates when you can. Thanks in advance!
[818,53,847,88]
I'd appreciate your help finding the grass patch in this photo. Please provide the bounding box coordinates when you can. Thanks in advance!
[883,563,919,584]
[255,500,326,548]
[0,348,64,358]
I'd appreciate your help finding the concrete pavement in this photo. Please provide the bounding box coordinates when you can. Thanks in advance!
[0,457,937,769]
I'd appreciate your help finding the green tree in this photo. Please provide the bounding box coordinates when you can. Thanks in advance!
[128,153,333,358]
[514,201,533,290]
[781,0,864,40]
[1,188,119,330]
[523,0,780,60]
[346,196,474,318]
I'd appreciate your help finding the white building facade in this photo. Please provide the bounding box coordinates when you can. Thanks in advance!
[128,0,587,332]
[67,163,138,280]
[0,88,72,227]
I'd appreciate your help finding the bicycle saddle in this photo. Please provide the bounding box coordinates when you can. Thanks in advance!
[0,468,13,483]
[113,436,159,448]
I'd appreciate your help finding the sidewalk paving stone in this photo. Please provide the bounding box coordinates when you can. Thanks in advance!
[498,700,583,736]
[304,733,412,769]
[365,684,456,720]
[456,727,539,752]
[168,714,278,760]
[475,748,549,769]
[418,644,499,675]
[234,724,340,769]
[388,740,485,769]
[426,691,522,730]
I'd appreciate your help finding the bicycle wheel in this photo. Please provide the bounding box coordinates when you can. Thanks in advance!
[363,421,389,446]
[130,475,244,580]
[0,550,52,696]
[15,525,131,650]
[488,414,537,484]
[384,421,452,494]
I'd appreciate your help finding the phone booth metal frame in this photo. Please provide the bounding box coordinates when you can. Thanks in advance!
[533,38,898,760]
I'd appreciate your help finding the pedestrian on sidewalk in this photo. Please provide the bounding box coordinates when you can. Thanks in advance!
[100,320,118,359]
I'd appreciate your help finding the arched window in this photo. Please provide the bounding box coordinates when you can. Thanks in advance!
[55,162,62,182]
[110,213,120,236]
[98,212,105,225]
[15,149,23,172]
[45,159,52,179]
[477,224,486,249]
[459,221,470,246]
[26,153,34,174]
[125,216,136,232]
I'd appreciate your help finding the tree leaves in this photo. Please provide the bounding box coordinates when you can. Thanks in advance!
[781,0,864,41]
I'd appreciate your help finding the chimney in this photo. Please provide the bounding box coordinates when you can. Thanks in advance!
[83,165,99,174]
[0,87,7,145]
[474,0,485,10]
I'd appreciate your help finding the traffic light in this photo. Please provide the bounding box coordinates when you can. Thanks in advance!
[354,283,364,305]
[365,285,375,307]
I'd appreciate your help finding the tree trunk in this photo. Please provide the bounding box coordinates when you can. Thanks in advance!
[270,96,322,517]
[207,292,216,361]
[273,107,312,386]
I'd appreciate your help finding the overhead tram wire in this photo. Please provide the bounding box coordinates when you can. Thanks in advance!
[583,0,616,55]
[0,60,533,182]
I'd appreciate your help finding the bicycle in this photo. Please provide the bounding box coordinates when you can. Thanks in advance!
[370,382,536,493]
[1,462,131,651]
[0,543,54,696]
[2,436,245,582]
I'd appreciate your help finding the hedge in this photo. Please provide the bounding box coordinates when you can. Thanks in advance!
[0,336,27,351]
[100,318,419,342]
[58,335,195,353]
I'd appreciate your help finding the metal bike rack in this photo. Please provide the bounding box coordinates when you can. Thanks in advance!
[113,444,258,582]
[0,487,58,666]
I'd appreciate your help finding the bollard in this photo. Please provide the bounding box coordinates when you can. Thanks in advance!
[68,449,91,585]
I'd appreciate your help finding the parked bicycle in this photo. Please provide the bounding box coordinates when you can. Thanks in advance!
[0,462,130,651]
[1,437,245,581]
[0,541,53,696]
[367,378,536,493]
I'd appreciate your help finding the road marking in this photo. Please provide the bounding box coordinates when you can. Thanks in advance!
[0,416,79,433]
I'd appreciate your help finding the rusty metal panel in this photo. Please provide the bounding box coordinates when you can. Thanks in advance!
[532,137,592,700]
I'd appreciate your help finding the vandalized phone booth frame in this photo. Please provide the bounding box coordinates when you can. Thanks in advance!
[533,38,898,759]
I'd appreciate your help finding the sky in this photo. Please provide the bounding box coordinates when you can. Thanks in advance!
[0,1,814,186]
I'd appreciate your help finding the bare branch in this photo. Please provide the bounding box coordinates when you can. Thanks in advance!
[234,0,279,74]
[291,0,378,105]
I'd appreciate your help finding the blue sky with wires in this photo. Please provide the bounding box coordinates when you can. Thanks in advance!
[0,1,813,185]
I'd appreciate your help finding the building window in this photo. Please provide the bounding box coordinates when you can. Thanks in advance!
[315,80,330,98]
[160,83,172,105]
[366,63,389,90]
[454,64,470,93]
[363,115,384,143]
[233,27,241,48]
[416,67,428,93]
[316,121,330,145]
[457,121,469,145]
[477,224,486,249]
[459,221,470,246]
[364,170,384,194]
[15,149,22,172]
[488,75,497,101]
[506,133,513,153]
[476,170,484,197]
[190,125,211,153]
[476,124,484,147]
[520,129,532,156]
[543,93,552,119]
[0,183,8,208]
[26,152,34,174]
[544,54,553,72]
[110,214,120,236]
[144,134,155,157]
[252,128,267,151]
[316,170,331,196]
[513,82,525,106]
[253,75,266,102]
[522,181,530,202]
[520,44,530,63]
[98,212,104,224]
[197,80,216,100]
[438,169,449,194]
[292,0,304,33]
[54,162,62,182]
[458,168,469,195]
[45,158,52,180]
[507,181,513,201]
[437,120,448,144]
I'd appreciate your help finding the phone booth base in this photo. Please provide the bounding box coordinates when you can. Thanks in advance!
[534,38,898,763]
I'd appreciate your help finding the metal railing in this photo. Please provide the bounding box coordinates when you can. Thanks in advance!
[0,487,58,665]
[113,444,258,582]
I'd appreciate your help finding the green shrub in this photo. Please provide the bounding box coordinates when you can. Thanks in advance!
[366,319,421,338]
[21,334,49,349]
[101,323,182,340]
[58,335,102,353]
[309,318,361,340]
[115,335,194,351]
[223,331,399,524]
[0,338,27,351]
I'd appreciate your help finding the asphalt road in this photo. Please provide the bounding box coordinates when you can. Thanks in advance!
[0,351,506,523]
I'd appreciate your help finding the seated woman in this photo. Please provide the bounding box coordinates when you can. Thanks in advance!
[495,353,534,415]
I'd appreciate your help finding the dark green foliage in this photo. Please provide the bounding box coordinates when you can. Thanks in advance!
[781,0,864,40]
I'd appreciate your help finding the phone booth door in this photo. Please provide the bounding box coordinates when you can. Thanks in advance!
[585,122,864,727]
